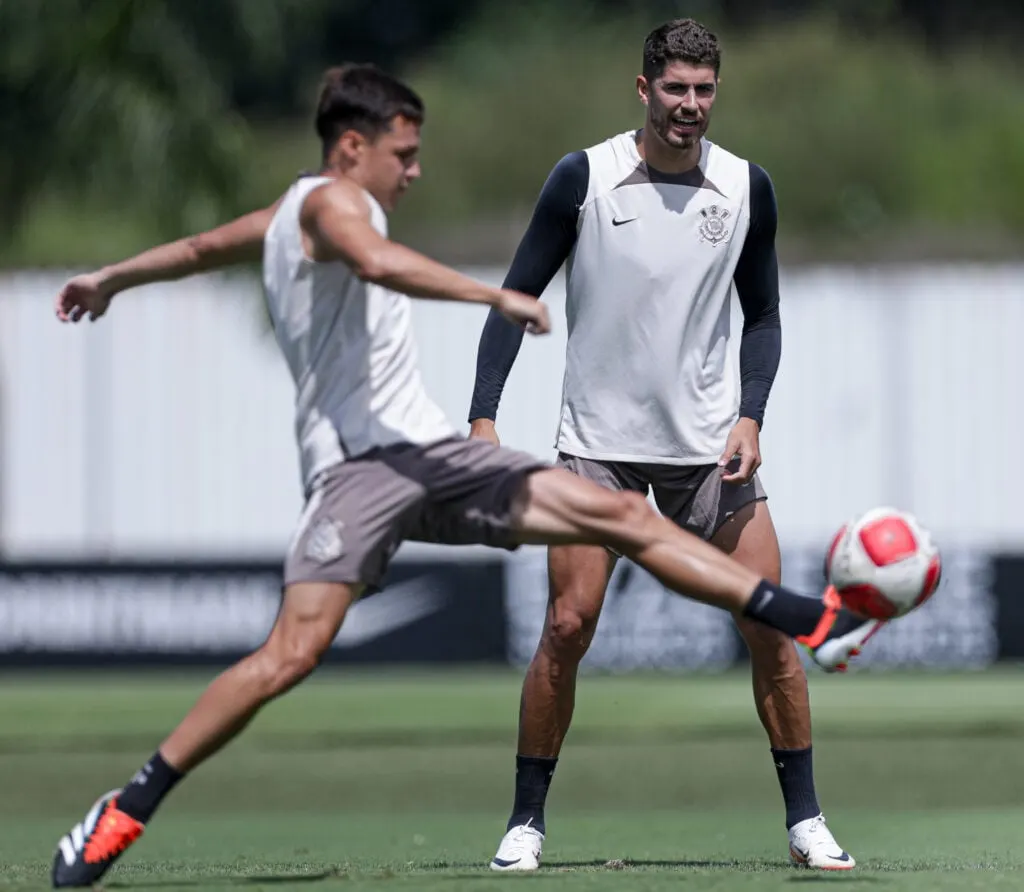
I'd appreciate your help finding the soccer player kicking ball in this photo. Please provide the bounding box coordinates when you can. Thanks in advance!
[50,63,863,889]
[469,19,879,874]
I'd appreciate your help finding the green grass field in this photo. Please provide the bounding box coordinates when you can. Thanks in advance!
[1,668,1022,890]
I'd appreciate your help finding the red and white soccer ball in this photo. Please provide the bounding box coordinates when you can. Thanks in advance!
[824,507,942,620]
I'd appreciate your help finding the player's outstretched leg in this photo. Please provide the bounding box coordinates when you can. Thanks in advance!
[491,544,613,871]
[513,469,845,647]
[51,581,360,889]
[715,502,854,870]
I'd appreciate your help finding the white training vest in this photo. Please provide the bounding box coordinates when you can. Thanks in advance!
[262,176,454,490]
[557,132,752,464]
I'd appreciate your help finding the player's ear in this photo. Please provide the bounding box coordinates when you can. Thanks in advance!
[334,129,369,166]
[636,74,650,106]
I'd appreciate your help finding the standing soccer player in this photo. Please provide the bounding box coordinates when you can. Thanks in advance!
[470,19,881,872]
[50,62,862,889]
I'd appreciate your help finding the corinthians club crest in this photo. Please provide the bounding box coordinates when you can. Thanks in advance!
[305,518,344,564]
[698,204,730,245]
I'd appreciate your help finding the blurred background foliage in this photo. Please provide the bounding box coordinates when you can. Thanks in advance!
[2,0,1022,267]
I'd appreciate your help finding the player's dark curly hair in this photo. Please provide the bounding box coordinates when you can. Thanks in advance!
[642,19,721,81]
[315,64,424,160]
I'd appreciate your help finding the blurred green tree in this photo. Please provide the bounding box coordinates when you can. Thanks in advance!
[0,0,304,247]
[2,0,1022,265]
[0,0,492,255]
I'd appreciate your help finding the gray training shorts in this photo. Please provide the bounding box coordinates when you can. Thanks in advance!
[556,453,766,543]
[284,437,547,590]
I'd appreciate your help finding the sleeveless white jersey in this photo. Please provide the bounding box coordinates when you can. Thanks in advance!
[558,132,752,464]
[262,176,454,489]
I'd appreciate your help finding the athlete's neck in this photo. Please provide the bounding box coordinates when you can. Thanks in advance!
[635,128,701,175]
[321,161,361,183]
[319,161,375,192]
[317,164,382,204]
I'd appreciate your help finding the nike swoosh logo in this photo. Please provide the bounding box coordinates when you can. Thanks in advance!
[333,581,446,648]
[491,858,522,867]
[611,217,637,226]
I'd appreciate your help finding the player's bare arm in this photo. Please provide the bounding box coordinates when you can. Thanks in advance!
[302,178,550,335]
[54,205,278,323]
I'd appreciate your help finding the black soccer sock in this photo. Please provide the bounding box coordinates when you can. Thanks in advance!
[115,751,184,824]
[771,747,821,829]
[507,755,558,834]
[742,580,829,640]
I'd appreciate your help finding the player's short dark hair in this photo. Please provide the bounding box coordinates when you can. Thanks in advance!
[642,19,721,81]
[315,64,425,159]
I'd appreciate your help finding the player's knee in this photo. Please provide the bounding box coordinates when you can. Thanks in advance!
[544,605,599,664]
[256,630,330,697]
[618,490,656,525]
[276,645,323,691]
[595,490,657,548]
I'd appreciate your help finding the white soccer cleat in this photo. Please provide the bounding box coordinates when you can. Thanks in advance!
[810,614,887,673]
[489,820,544,871]
[800,587,887,673]
[788,814,855,870]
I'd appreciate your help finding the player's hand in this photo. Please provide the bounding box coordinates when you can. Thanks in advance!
[468,418,500,446]
[718,417,762,484]
[496,290,550,335]
[55,272,115,323]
